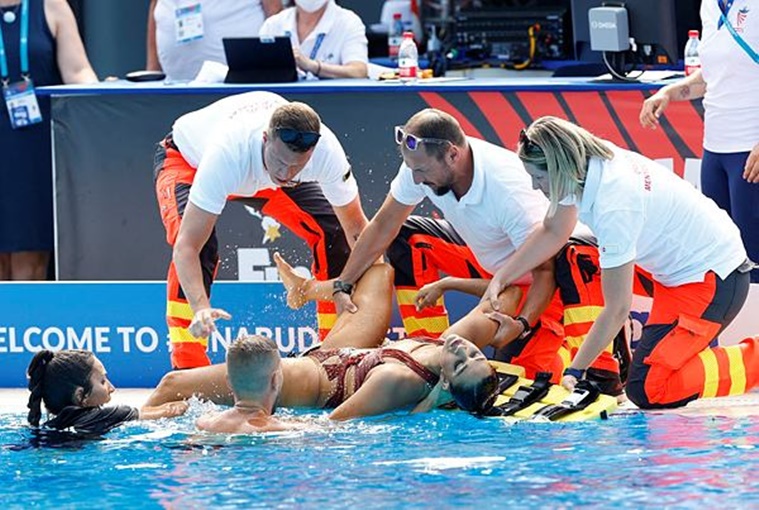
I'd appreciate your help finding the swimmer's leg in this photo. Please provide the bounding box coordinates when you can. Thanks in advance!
[274,252,328,309]
[274,252,394,349]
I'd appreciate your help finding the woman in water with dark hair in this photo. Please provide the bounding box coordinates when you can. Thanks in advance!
[144,256,521,419]
[27,350,188,435]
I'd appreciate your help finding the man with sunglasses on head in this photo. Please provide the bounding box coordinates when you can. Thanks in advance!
[153,91,369,369]
[331,108,630,396]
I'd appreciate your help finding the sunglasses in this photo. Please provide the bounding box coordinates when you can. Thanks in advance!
[276,128,321,152]
[519,128,536,151]
[394,126,450,151]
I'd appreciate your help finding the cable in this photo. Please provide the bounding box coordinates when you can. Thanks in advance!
[602,50,645,81]
[512,23,539,71]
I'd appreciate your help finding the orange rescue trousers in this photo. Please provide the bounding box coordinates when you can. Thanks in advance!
[387,217,630,395]
[626,269,755,408]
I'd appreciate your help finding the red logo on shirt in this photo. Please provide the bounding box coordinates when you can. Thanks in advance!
[737,8,749,33]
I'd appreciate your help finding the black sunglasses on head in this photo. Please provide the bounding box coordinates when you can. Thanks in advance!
[276,128,321,151]
[394,125,450,151]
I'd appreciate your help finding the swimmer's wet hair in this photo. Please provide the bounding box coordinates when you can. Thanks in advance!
[449,365,500,416]
[26,350,96,427]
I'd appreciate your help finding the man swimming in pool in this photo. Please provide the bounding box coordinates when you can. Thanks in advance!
[196,335,308,433]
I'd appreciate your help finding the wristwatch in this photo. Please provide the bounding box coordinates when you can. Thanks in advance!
[515,316,532,340]
[332,280,355,296]
[563,367,586,380]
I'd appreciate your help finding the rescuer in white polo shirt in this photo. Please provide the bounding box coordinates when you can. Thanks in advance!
[259,0,368,79]
[329,109,632,396]
[486,116,757,409]
[153,91,369,369]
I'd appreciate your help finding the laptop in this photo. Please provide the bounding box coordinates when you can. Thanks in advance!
[223,37,298,84]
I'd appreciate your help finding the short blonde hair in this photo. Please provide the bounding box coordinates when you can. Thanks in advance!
[226,335,281,398]
[517,116,613,216]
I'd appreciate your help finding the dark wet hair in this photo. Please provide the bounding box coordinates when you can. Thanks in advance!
[26,350,96,427]
[449,365,499,416]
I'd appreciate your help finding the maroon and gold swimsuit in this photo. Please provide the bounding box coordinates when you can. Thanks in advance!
[306,337,443,409]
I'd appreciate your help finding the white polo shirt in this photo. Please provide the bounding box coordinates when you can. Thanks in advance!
[171,91,357,215]
[699,0,759,152]
[155,0,267,81]
[258,1,368,69]
[577,143,746,286]
[390,137,549,275]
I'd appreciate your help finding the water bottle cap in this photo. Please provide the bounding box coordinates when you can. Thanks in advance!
[393,13,402,19]
[403,31,414,38]
[688,29,699,37]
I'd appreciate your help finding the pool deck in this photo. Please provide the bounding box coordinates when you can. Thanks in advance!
[3,388,759,418]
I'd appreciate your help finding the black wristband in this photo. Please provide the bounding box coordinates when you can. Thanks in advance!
[515,316,532,340]
[332,280,354,296]
[563,367,586,380]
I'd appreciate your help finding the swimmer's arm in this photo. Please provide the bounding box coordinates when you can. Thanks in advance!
[433,277,491,297]
[139,401,189,420]
[328,369,422,421]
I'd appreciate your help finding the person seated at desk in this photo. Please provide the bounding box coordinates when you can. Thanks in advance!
[259,0,368,79]
[144,256,518,420]
[147,0,283,81]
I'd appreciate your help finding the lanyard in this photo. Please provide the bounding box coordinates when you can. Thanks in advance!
[0,0,30,84]
[309,33,325,60]
[721,11,759,63]
[717,0,734,29]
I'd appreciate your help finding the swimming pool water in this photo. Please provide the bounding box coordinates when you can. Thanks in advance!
[2,400,758,509]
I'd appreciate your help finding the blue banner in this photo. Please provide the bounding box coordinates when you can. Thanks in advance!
[0,282,481,389]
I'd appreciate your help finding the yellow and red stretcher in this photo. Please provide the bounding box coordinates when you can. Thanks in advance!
[488,361,619,422]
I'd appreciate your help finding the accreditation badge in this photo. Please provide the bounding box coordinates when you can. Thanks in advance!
[174,3,204,44]
[3,79,42,129]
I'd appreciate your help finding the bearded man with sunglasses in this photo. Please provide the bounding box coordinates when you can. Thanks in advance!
[153,91,369,369]
[331,108,630,396]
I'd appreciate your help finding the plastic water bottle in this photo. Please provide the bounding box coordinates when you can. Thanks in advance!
[684,29,701,76]
[388,13,404,58]
[398,31,418,81]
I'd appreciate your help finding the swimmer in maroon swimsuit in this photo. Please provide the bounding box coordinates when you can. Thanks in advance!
[146,333,497,420]
[144,256,522,420]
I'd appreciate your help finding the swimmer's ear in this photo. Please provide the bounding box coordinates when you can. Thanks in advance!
[73,387,86,406]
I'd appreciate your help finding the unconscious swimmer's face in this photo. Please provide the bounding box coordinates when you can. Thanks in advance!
[439,334,498,414]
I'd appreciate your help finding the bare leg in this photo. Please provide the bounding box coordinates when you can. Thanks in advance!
[142,363,233,408]
[323,263,394,349]
[10,251,50,280]
[274,252,393,350]
[442,286,522,350]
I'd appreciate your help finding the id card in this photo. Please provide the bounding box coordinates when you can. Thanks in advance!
[3,79,42,129]
[175,3,204,44]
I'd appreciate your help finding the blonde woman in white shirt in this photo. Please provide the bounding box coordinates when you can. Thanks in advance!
[484,116,758,410]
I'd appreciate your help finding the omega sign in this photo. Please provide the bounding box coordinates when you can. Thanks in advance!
[591,20,618,29]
